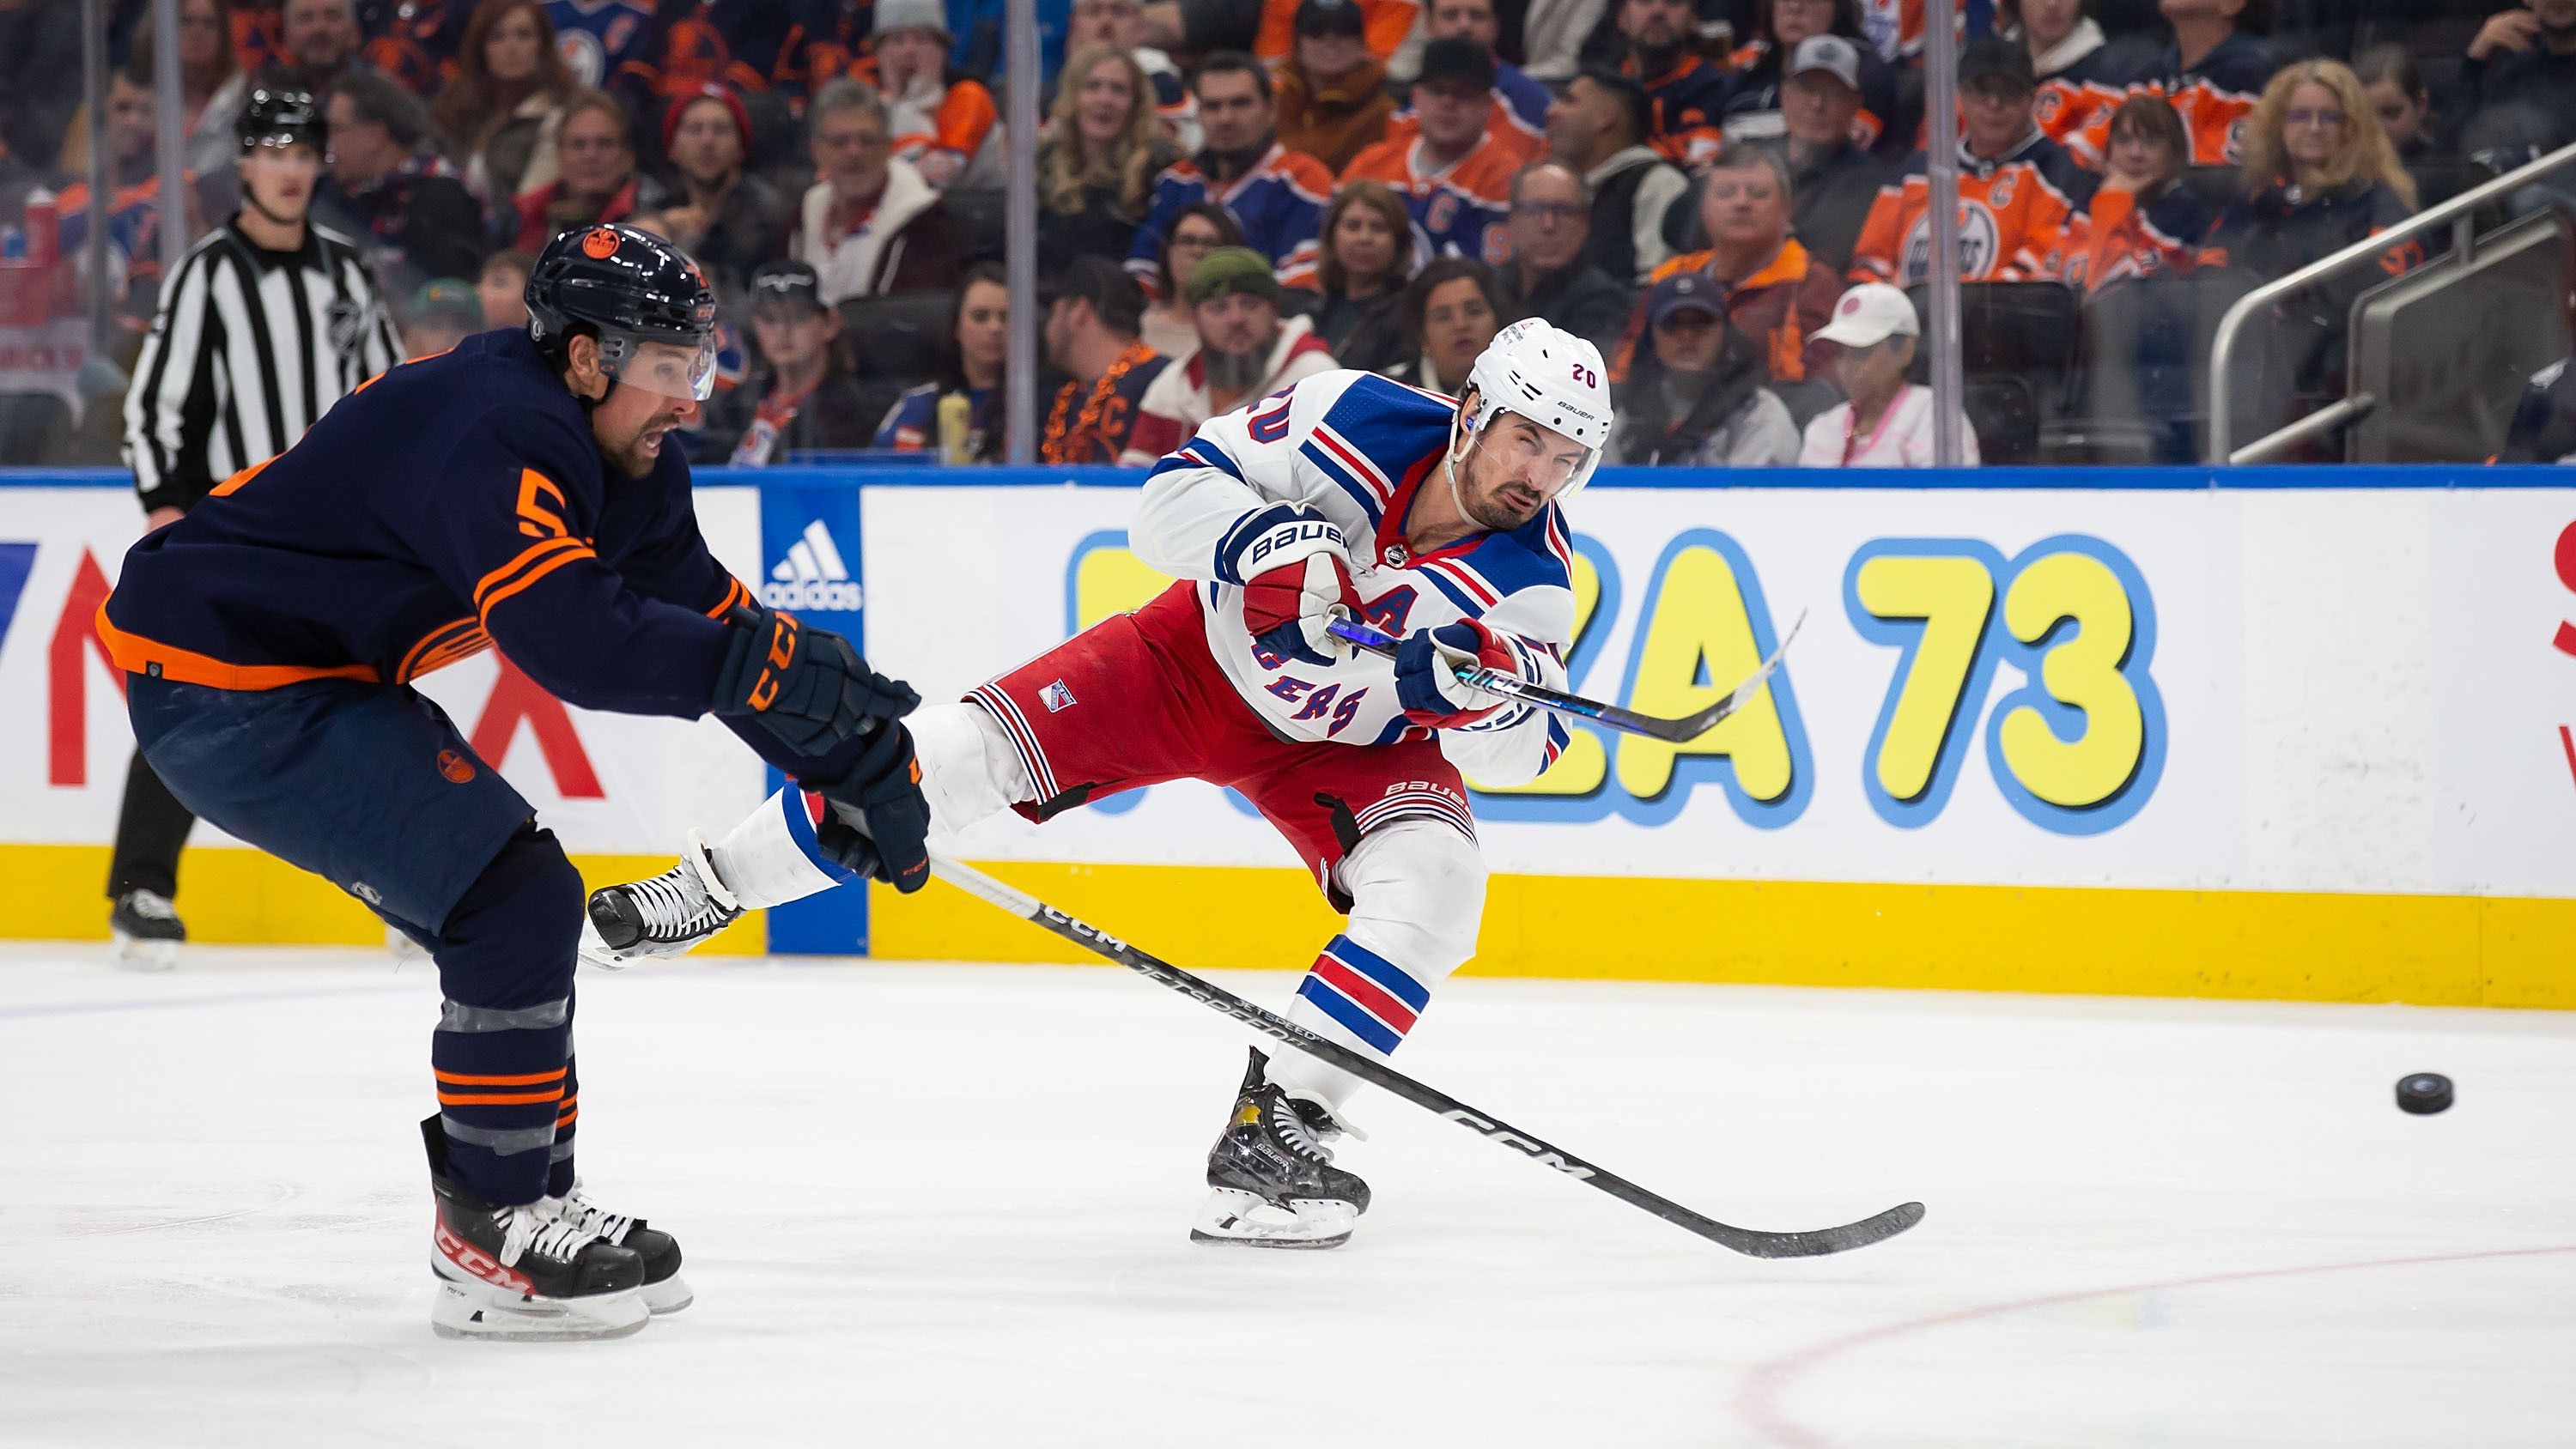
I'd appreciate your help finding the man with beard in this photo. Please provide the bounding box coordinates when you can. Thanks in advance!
[1039,256,1174,465]
[631,82,790,300]
[1545,66,1689,284]
[580,318,1616,1254]
[317,71,486,305]
[1616,0,1730,168]
[1120,245,1339,464]
[1125,52,1337,292]
[97,222,933,1338]
[262,0,368,93]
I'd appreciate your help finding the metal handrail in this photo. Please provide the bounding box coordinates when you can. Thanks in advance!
[2206,137,2576,464]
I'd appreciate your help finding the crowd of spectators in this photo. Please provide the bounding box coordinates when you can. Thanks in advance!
[3,0,2569,470]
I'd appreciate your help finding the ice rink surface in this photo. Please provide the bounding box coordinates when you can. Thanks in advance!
[3,943,2572,1448]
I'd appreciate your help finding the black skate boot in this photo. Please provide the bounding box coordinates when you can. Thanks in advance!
[1191,1048,1371,1250]
[543,1183,690,1313]
[422,1117,648,1340]
[579,832,740,969]
[108,890,184,972]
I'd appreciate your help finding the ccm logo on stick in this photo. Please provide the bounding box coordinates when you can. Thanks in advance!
[1438,1110,1597,1178]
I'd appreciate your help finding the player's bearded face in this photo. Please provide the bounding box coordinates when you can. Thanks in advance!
[1459,410,1587,529]
[588,343,703,476]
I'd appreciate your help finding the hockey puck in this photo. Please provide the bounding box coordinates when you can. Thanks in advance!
[2396,1073,2453,1115]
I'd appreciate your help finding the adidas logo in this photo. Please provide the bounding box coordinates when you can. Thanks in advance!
[762,519,863,612]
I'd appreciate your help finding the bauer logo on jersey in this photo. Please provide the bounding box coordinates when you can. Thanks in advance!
[1040,679,1078,712]
[763,519,863,611]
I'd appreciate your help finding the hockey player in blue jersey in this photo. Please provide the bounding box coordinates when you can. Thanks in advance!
[99,222,934,1339]
[584,318,1615,1250]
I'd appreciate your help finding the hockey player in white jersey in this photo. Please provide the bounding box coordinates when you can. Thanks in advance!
[585,319,1613,1247]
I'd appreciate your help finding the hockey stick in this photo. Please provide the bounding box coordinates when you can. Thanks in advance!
[925,847,1923,1259]
[1325,609,1807,743]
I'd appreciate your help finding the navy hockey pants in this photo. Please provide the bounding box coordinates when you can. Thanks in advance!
[127,675,587,1205]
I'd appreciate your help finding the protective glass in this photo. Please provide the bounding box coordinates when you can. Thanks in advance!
[599,329,718,401]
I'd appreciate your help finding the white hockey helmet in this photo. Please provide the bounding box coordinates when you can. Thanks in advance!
[1452,317,1614,498]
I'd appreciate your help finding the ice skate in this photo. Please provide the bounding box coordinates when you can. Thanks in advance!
[1191,1049,1371,1250]
[579,832,740,969]
[108,890,184,972]
[543,1182,690,1313]
[423,1120,647,1341]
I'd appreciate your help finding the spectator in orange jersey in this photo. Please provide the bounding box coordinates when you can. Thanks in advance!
[871,0,1003,189]
[1275,0,1396,173]
[362,0,472,95]
[1847,39,2093,287]
[2057,93,2203,292]
[509,87,638,249]
[430,0,574,209]
[1619,143,1844,384]
[1381,0,1549,164]
[1311,179,1417,370]
[2006,0,2133,152]
[1133,0,1418,69]
[1615,0,1728,169]
[1341,38,1521,268]
[2071,0,2280,168]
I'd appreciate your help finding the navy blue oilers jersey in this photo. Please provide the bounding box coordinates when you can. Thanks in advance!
[101,328,748,720]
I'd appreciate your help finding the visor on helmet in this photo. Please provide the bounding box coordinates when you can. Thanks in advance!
[596,326,718,401]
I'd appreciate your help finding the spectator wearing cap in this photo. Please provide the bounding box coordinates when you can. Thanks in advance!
[1721,0,1896,154]
[1629,143,1842,382]
[795,77,961,304]
[1495,160,1631,349]
[1775,34,1887,270]
[1380,0,1549,163]
[476,246,533,329]
[1124,52,1338,293]
[1041,45,1184,264]
[1342,39,1520,267]
[510,87,639,250]
[1797,282,1981,466]
[262,0,366,95]
[702,258,882,464]
[1607,271,1801,466]
[1066,0,1200,151]
[1139,200,1246,355]
[1313,179,1416,370]
[1615,0,1730,168]
[878,261,1012,459]
[317,70,488,303]
[1546,66,1691,283]
[2006,0,2134,151]
[1384,258,1504,394]
[403,277,487,358]
[633,82,788,300]
[872,0,1005,189]
[1275,0,1396,174]
[1848,39,2092,288]
[429,0,574,209]
[1121,245,1338,462]
[1041,255,1176,464]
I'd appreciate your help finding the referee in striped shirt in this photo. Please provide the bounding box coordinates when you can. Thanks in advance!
[109,86,403,969]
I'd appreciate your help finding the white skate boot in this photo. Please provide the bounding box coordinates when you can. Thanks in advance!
[578,832,741,969]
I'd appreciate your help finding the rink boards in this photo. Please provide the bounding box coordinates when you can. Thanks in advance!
[2,466,2571,1005]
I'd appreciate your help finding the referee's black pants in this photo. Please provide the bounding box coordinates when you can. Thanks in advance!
[106,746,196,901]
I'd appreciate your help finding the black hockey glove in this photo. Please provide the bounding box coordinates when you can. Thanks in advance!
[810,722,933,894]
[711,603,920,760]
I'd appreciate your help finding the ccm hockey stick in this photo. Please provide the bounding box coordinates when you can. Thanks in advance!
[1326,609,1806,744]
[926,848,1924,1259]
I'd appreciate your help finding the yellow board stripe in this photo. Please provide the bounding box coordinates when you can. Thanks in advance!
[0,845,762,955]
[6,846,2567,1009]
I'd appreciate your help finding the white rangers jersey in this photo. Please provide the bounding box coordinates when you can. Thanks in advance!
[1132,369,1577,787]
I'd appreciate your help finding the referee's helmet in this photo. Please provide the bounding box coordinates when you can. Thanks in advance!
[238,88,325,151]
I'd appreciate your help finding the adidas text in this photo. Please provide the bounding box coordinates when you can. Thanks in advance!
[762,579,863,611]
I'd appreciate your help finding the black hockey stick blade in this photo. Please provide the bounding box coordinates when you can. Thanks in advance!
[925,849,1924,1259]
[1326,609,1807,743]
